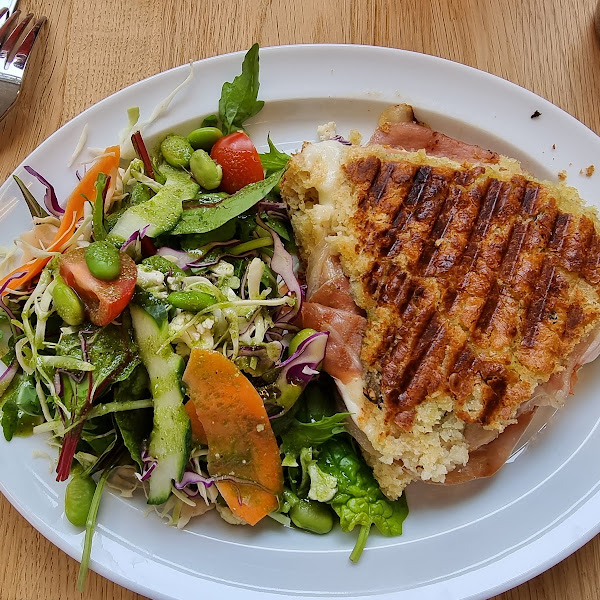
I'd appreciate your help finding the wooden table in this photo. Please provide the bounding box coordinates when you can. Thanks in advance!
[1,0,600,598]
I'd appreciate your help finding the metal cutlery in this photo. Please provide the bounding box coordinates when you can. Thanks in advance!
[0,3,46,120]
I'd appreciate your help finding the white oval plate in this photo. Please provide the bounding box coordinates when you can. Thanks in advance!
[1,44,600,600]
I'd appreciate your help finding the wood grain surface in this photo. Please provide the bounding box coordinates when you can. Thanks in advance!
[1,0,600,598]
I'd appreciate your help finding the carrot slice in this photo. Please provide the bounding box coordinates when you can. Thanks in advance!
[184,400,208,445]
[1,146,120,293]
[183,348,283,525]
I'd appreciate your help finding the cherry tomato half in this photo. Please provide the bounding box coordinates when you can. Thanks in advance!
[210,131,264,194]
[59,247,137,327]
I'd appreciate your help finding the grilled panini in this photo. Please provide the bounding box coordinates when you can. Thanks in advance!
[280,129,600,499]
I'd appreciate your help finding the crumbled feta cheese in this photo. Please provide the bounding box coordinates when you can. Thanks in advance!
[137,266,165,288]
[317,121,337,141]
[169,311,214,351]
[136,266,167,297]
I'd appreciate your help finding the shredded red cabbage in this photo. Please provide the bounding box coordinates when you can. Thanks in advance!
[174,471,214,492]
[332,134,352,146]
[156,247,194,269]
[136,448,158,482]
[0,359,18,388]
[23,166,64,217]
[121,225,150,252]
[257,216,301,323]
[277,331,329,387]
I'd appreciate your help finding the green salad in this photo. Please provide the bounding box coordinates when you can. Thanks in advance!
[0,44,408,589]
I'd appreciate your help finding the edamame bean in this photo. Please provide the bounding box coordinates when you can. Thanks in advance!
[288,328,317,355]
[187,127,223,151]
[190,150,223,190]
[52,282,85,326]
[289,499,334,534]
[167,290,217,312]
[85,241,122,281]
[160,135,194,168]
[65,474,96,527]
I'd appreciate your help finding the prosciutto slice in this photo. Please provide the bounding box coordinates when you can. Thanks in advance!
[368,103,499,164]
[299,240,366,384]
[444,410,536,484]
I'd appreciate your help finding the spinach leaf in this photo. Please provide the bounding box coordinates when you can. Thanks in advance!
[81,417,117,457]
[295,380,338,423]
[317,437,409,562]
[114,365,153,468]
[263,215,291,242]
[57,324,140,395]
[0,372,43,441]
[179,221,237,249]
[170,169,284,235]
[259,136,291,175]
[1,399,18,441]
[87,325,140,391]
[280,413,348,461]
[218,44,264,135]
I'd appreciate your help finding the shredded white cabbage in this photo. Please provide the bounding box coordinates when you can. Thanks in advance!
[118,106,140,147]
[67,123,89,168]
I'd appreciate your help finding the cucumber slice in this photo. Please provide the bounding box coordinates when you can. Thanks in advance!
[130,303,191,505]
[108,186,186,246]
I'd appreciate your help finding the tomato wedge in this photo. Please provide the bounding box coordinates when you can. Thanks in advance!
[210,131,264,194]
[59,247,137,327]
[183,349,283,525]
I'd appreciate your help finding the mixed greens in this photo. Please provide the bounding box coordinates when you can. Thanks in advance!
[0,44,408,588]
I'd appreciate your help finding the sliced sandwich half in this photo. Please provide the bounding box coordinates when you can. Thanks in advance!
[280,106,600,499]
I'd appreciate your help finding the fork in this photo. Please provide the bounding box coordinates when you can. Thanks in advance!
[0,3,46,120]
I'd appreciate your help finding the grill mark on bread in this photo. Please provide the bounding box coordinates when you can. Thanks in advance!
[387,166,432,235]
[370,162,395,203]
[584,231,600,285]
[521,182,540,214]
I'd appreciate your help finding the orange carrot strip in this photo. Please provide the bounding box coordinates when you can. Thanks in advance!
[184,400,208,445]
[183,349,283,525]
[0,146,121,294]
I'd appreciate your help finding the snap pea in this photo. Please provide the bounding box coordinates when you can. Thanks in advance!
[190,150,223,190]
[289,328,318,356]
[52,282,85,326]
[160,135,194,168]
[289,499,334,534]
[167,290,217,312]
[187,127,223,151]
[229,237,273,256]
[85,241,122,281]
[65,474,97,527]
